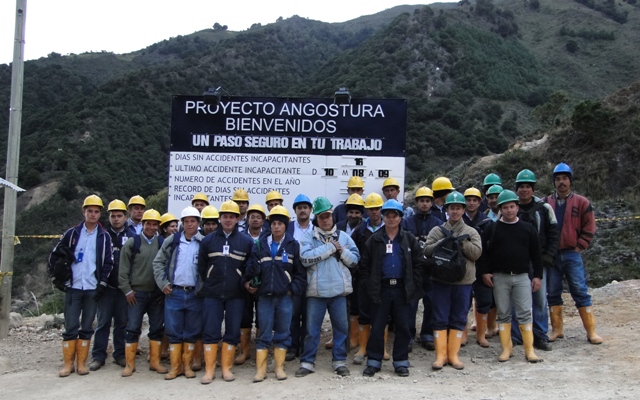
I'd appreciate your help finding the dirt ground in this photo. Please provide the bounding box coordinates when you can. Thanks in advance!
[1,280,639,400]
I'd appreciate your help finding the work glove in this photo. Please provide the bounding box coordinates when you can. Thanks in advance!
[542,254,554,267]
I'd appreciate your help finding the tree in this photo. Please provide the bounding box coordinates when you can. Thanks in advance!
[532,91,569,128]
[213,23,228,31]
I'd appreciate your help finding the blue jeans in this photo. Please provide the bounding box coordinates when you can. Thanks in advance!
[430,281,472,332]
[202,297,244,345]
[419,279,434,342]
[289,294,307,356]
[164,287,203,344]
[125,290,165,343]
[548,250,592,308]
[92,287,128,362]
[300,296,348,371]
[511,267,549,343]
[366,286,411,369]
[63,288,97,341]
[256,294,293,349]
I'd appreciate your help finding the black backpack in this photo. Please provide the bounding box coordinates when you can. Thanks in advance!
[428,226,470,283]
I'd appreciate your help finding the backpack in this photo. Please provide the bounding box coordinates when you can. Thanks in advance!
[428,226,470,283]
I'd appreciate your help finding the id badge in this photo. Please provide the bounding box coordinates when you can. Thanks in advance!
[193,254,198,264]
[77,249,84,262]
[223,245,230,256]
[386,244,393,254]
[282,252,288,263]
[122,236,128,246]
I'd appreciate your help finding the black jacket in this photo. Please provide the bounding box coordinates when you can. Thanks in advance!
[359,228,426,304]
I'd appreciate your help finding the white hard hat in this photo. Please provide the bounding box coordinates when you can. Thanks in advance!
[181,206,201,220]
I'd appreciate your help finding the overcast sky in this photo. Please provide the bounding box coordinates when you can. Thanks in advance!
[1,1,455,65]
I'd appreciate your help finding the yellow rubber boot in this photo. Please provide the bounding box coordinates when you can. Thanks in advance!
[520,324,542,363]
[497,324,513,362]
[447,330,464,370]
[76,339,91,375]
[149,340,168,373]
[353,324,370,364]
[59,340,77,377]
[475,314,490,348]
[191,339,203,371]
[253,348,268,382]
[165,343,183,380]
[274,347,287,380]
[431,330,448,370]
[349,316,360,350]
[234,328,252,365]
[183,343,196,378]
[548,306,565,342]
[487,307,499,338]
[578,306,603,344]
[461,326,468,347]
[221,343,236,382]
[383,326,391,360]
[200,343,218,384]
[122,342,137,377]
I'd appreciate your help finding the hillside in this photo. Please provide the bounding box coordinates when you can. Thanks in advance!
[1,0,640,300]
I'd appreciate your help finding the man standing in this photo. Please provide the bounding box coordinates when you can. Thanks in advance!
[126,195,146,236]
[382,177,413,218]
[49,195,113,377]
[296,197,360,378]
[484,185,503,221]
[119,209,168,377]
[333,176,366,224]
[90,199,129,371]
[478,190,543,364]
[154,206,204,380]
[511,169,559,352]
[544,162,602,344]
[232,188,250,232]
[431,177,454,221]
[191,193,210,213]
[360,200,426,377]
[336,194,365,235]
[198,200,255,383]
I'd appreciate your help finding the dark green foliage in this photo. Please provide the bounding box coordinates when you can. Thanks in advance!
[573,0,628,23]
[533,91,569,127]
[571,100,614,139]
[560,26,615,41]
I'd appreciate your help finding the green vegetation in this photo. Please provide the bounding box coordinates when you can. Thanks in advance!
[573,0,629,23]
[559,26,615,41]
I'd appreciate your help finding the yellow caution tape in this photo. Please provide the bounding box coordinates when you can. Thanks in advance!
[595,216,640,222]
[14,235,62,239]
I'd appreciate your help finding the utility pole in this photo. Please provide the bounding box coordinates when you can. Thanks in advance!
[0,0,27,339]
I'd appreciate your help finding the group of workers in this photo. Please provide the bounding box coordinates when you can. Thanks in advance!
[48,161,602,382]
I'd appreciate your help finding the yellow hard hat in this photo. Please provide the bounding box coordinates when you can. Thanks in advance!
[141,209,162,222]
[232,188,249,202]
[191,192,209,205]
[127,195,146,207]
[247,203,266,218]
[265,190,284,204]
[464,187,482,199]
[107,199,127,212]
[83,195,104,209]
[432,177,454,192]
[347,176,365,189]
[364,193,384,208]
[220,200,240,215]
[268,205,290,220]
[382,177,400,189]
[201,205,219,220]
[415,187,434,199]
[345,193,365,207]
[160,213,179,226]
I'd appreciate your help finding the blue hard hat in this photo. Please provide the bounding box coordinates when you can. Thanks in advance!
[553,162,573,180]
[293,194,312,209]
[381,199,404,217]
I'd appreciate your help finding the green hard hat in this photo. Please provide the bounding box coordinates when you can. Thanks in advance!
[497,190,519,206]
[312,197,333,215]
[515,169,537,184]
[486,185,504,195]
[444,191,466,207]
[483,173,502,186]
